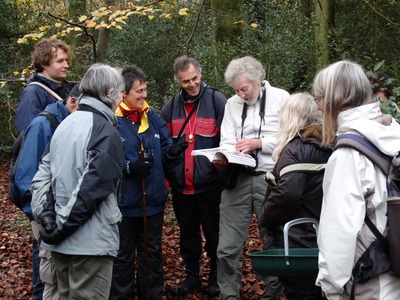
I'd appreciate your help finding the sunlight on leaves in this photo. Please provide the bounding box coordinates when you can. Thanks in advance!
[17,38,28,44]
[39,25,50,31]
[178,8,189,16]
[115,17,126,24]
[86,20,97,28]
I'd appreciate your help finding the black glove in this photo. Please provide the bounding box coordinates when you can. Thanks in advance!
[37,212,57,233]
[129,159,153,177]
[168,141,189,157]
[39,227,66,245]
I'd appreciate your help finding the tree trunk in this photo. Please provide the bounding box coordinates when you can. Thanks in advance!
[96,28,110,63]
[314,0,335,70]
[66,0,91,63]
[96,0,114,63]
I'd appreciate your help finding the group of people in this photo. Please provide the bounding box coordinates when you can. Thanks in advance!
[11,37,400,300]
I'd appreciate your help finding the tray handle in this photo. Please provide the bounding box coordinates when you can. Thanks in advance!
[283,218,319,266]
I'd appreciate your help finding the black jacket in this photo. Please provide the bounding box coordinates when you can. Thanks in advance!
[260,124,332,249]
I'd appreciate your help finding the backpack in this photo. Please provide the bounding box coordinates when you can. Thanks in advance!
[334,133,400,294]
[8,111,60,209]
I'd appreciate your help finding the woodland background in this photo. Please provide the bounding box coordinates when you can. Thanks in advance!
[1,0,400,149]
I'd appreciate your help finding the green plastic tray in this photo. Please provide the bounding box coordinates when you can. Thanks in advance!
[249,248,319,278]
[250,218,319,278]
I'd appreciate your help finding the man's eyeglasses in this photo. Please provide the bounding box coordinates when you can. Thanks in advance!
[314,96,323,105]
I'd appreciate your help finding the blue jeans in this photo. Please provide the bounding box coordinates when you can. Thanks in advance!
[32,238,44,300]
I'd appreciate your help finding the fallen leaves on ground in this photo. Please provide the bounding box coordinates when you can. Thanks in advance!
[0,153,283,299]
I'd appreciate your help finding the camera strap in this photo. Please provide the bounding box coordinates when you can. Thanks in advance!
[240,83,266,139]
[239,83,266,167]
[177,99,200,139]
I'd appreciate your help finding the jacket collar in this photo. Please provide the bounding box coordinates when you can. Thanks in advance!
[179,81,206,103]
[79,96,118,126]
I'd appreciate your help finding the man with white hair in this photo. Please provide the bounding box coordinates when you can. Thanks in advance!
[217,56,289,299]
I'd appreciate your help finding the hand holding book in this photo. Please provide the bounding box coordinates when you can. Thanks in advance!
[191,147,256,168]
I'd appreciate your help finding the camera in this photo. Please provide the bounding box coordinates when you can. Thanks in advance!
[141,149,154,164]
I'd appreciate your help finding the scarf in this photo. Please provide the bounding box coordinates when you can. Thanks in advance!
[115,101,149,133]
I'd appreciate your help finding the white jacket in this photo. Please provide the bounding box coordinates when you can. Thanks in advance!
[220,80,289,172]
[316,102,400,299]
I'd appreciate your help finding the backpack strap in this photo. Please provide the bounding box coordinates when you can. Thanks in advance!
[335,133,391,300]
[38,111,60,132]
[28,82,63,101]
[334,134,391,241]
[335,133,391,174]
[279,162,326,177]
[265,162,326,187]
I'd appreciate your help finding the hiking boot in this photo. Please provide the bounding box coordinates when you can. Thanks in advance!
[171,273,202,295]
[207,272,220,296]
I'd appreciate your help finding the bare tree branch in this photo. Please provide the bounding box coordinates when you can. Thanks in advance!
[185,0,205,55]
[362,0,400,27]
[48,12,97,62]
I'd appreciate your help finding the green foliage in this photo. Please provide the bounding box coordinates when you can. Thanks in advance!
[366,61,400,122]
[0,82,22,150]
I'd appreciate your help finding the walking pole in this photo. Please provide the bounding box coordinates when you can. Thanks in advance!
[140,149,150,300]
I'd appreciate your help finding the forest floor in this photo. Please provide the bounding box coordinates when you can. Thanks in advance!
[0,153,284,299]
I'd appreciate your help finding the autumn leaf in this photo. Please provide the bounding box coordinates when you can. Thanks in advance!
[85,20,97,28]
[178,8,189,16]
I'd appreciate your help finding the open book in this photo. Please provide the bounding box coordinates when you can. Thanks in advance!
[191,147,256,167]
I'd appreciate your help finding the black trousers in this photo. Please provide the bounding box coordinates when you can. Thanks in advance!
[109,212,164,300]
[172,188,221,274]
[280,277,326,300]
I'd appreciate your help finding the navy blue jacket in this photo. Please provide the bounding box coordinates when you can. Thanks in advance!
[116,109,172,217]
[15,73,73,133]
[15,101,70,220]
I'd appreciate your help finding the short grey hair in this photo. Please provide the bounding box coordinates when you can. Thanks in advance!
[312,60,372,145]
[173,55,202,82]
[79,63,124,108]
[224,56,265,87]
